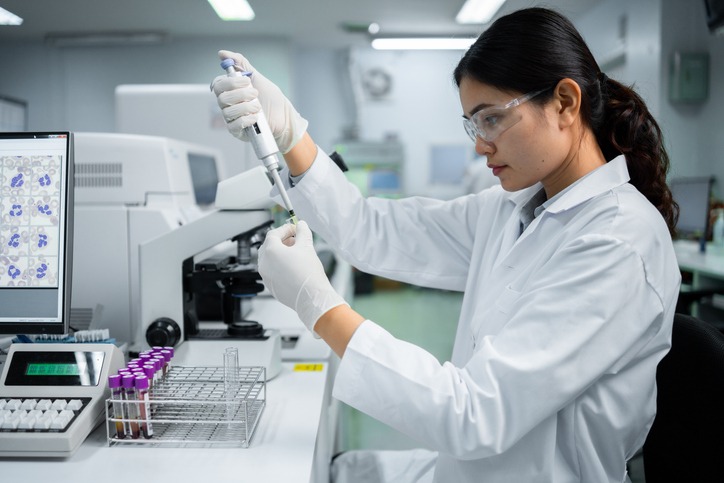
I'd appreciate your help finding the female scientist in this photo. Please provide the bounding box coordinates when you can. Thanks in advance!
[212,7,681,482]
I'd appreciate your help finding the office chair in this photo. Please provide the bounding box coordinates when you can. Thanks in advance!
[642,313,724,483]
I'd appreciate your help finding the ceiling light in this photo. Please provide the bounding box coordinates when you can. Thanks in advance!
[0,6,23,25]
[371,37,476,51]
[456,0,506,24]
[207,0,255,21]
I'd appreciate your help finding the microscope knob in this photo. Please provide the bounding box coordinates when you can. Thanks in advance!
[146,317,182,347]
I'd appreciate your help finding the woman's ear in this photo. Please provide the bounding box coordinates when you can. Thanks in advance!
[552,78,582,129]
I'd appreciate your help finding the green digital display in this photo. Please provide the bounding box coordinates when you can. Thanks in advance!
[25,362,81,376]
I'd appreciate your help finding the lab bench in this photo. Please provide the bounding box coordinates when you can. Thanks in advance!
[0,256,352,482]
[0,360,335,483]
[674,239,724,328]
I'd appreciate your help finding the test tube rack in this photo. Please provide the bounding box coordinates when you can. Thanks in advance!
[105,366,265,448]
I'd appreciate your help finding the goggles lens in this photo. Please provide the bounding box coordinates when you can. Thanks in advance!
[463,89,547,143]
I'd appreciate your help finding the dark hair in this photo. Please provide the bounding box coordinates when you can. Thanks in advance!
[454,7,678,235]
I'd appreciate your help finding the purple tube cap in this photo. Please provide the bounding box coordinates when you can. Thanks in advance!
[108,374,122,388]
[151,358,163,371]
[121,374,136,389]
[135,375,150,390]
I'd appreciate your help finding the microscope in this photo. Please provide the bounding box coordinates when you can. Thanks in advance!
[137,168,282,377]
[182,224,270,340]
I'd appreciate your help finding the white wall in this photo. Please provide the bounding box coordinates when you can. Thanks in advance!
[0,37,294,177]
[660,0,724,192]
[576,0,663,115]
[0,36,293,134]
[576,0,724,198]
[296,48,475,197]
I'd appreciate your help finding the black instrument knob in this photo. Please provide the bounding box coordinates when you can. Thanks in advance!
[146,317,181,347]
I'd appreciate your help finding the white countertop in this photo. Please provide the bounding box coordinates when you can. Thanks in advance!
[0,361,332,483]
[674,239,724,279]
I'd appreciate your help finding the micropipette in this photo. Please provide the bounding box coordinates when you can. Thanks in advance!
[221,58,298,224]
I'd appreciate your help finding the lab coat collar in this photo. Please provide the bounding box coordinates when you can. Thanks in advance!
[507,155,630,214]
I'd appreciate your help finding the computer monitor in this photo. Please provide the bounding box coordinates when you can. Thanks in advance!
[0,132,74,335]
[670,176,713,239]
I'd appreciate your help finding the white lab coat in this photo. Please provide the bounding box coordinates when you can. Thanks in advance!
[277,151,681,483]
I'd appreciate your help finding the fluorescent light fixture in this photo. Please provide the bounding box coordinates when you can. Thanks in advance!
[371,37,476,50]
[207,0,255,21]
[456,0,506,24]
[0,6,23,25]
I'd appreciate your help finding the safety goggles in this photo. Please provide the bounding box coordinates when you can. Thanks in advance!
[463,89,548,143]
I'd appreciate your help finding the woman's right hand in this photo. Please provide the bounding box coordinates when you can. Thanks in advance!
[210,50,308,154]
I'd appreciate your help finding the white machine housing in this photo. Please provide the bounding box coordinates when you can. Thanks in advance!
[71,132,228,346]
[115,84,257,178]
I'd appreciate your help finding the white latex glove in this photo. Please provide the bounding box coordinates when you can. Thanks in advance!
[258,221,348,334]
[210,50,308,154]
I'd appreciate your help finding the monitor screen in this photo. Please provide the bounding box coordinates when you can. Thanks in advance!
[670,176,712,238]
[0,132,74,335]
[369,169,401,193]
[187,152,219,207]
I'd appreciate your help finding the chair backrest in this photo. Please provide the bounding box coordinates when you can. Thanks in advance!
[642,313,724,482]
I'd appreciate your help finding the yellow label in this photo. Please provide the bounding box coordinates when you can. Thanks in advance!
[294,363,324,372]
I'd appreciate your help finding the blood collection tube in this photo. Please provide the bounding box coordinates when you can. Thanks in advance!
[121,374,140,439]
[153,358,163,380]
[160,349,173,374]
[152,350,171,378]
[130,367,146,378]
[108,375,125,439]
[135,375,154,439]
[142,364,156,390]
[151,355,167,378]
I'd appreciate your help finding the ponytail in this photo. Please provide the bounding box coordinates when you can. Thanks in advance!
[596,75,679,236]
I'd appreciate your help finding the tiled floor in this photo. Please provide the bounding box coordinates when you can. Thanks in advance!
[340,282,647,482]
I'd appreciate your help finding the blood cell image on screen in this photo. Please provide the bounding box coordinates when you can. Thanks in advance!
[0,155,62,287]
